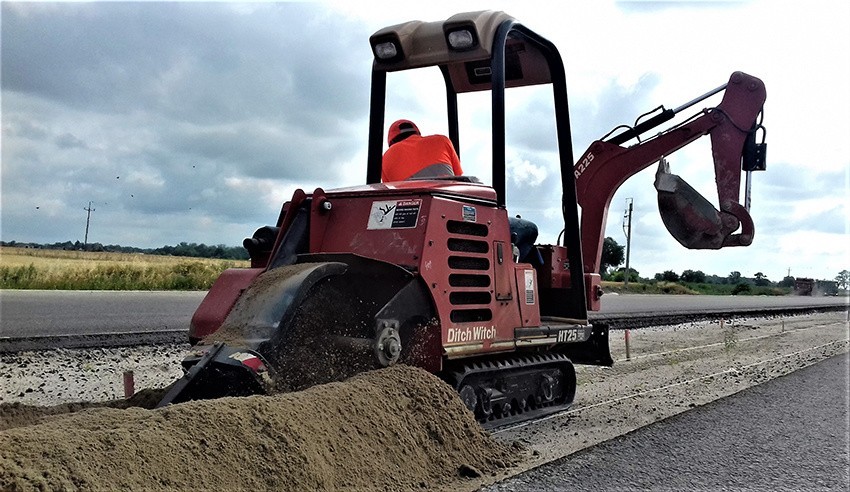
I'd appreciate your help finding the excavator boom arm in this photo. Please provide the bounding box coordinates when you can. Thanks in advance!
[574,71,767,276]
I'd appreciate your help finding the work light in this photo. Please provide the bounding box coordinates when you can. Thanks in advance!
[446,28,477,50]
[373,41,399,60]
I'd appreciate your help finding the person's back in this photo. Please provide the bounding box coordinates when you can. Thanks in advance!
[381,120,462,182]
[381,119,538,263]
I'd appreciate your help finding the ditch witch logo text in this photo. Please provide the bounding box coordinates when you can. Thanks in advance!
[447,325,497,343]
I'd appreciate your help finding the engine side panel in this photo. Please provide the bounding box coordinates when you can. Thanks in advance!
[311,189,428,268]
[305,187,527,359]
[419,198,524,357]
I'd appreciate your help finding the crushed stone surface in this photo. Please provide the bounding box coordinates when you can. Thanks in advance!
[0,311,847,491]
[0,344,185,409]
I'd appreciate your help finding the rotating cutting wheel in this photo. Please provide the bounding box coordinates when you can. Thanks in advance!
[264,275,385,392]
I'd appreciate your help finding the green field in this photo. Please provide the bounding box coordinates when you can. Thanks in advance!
[1,246,797,295]
[0,247,249,290]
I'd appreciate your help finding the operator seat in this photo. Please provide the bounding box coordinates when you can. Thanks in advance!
[509,215,542,265]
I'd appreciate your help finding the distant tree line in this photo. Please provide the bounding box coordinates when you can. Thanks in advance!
[1,240,249,260]
[599,236,845,294]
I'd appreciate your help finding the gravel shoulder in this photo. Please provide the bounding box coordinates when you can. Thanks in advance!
[1,311,847,491]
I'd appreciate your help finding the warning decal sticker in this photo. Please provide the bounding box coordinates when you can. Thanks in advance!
[367,199,422,230]
[462,205,477,222]
[524,269,535,305]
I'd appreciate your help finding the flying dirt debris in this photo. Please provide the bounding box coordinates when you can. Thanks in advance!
[156,10,768,428]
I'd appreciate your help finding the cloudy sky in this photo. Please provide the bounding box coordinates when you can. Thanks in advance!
[2,0,848,282]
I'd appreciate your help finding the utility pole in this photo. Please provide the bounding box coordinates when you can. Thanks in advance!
[84,201,95,248]
[622,198,633,287]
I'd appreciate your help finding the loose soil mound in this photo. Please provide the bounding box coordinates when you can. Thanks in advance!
[0,365,519,491]
[0,387,168,431]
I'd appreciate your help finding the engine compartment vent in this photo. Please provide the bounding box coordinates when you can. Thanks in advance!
[446,220,493,323]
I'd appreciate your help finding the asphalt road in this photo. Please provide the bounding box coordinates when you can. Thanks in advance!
[0,290,846,338]
[485,352,850,491]
[0,290,204,337]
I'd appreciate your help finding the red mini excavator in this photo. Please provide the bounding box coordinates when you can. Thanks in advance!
[156,11,767,427]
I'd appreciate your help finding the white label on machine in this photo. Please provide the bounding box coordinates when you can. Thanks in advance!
[367,199,421,230]
[557,329,581,343]
[524,269,535,305]
[447,325,496,343]
[462,205,476,222]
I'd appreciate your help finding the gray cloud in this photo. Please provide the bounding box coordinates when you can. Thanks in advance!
[760,165,844,202]
[54,132,88,150]
[3,3,367,117]
[1,2,374,247]
[755,167,847,236]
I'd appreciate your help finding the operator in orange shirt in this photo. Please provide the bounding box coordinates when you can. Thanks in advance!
[381,119,463,182]
[381,119,540,264]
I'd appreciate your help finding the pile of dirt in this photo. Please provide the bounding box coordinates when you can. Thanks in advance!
[0,365,520,491]
[0,387,168,431]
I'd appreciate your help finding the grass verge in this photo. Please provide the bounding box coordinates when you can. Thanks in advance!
[0,247,248,290]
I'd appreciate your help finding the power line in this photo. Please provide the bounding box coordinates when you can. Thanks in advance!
[84,201,95,247]
[622,198,633,286]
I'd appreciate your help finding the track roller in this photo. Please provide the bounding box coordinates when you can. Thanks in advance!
[444,353,576,429]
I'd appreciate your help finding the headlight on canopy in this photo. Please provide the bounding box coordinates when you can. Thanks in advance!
[373,41,399,60]
[446,28,477,51]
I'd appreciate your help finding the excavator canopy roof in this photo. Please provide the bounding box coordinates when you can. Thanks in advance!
[369,10,554,92]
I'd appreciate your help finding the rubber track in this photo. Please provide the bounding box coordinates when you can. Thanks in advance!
[445,352,576,430]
